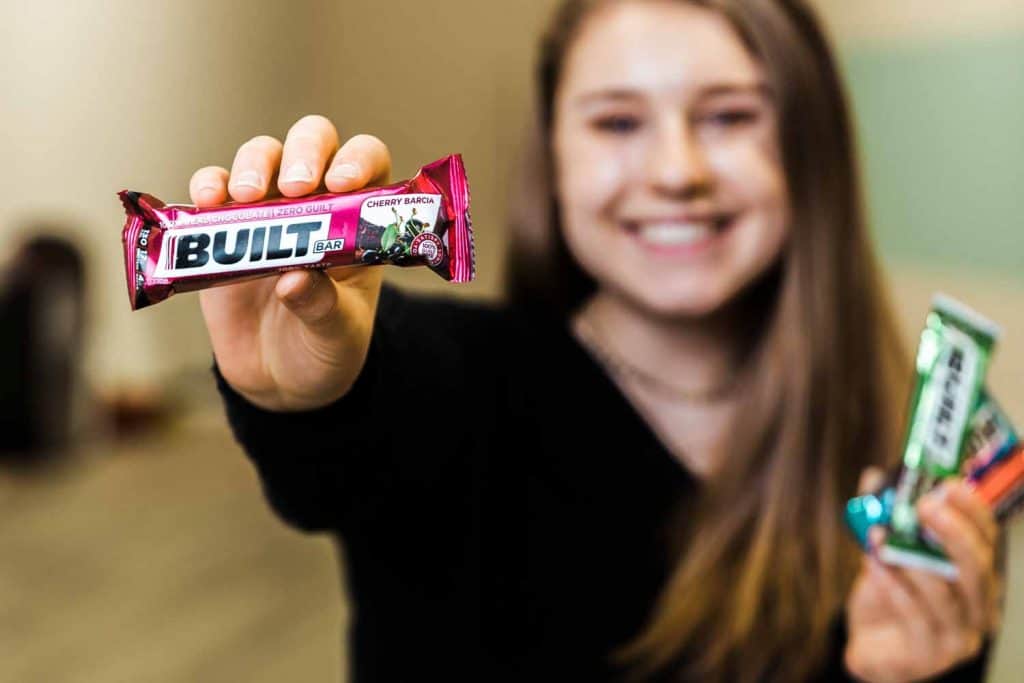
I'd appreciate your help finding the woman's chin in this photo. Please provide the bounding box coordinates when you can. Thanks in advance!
[622,284,734,321]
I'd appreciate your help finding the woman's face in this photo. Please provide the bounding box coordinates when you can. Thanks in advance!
[552,0,789,318]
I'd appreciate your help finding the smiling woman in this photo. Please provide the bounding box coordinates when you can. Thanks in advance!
[503,0,908,678]
[199,1,1001,682]
[506,1,1000,681]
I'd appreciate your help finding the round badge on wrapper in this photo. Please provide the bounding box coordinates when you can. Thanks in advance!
[411,232,445,267]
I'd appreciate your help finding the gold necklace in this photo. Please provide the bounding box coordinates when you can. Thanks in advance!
[575,313,737,404]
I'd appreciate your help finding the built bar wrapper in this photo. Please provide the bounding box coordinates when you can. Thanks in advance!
[879,294,1000,577]
[119,154,474,310]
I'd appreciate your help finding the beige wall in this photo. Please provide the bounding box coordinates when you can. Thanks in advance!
[317,0,559,299]
[0,1,339,390]
[810,0,1024,44]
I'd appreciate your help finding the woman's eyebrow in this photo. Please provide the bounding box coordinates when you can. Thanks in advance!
[696,82,772,99]
[572,88,644,107]
[572,82,772,107]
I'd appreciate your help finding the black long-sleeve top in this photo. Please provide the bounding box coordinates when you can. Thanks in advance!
[215,285,989,682]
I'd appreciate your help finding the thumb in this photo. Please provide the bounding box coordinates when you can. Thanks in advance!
[275,270,344,335]
[858,466,886,495]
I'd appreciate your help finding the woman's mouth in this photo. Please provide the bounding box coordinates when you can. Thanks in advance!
[625,214,735,256]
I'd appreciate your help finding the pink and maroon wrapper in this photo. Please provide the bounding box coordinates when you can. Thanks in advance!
[119,154,474,310]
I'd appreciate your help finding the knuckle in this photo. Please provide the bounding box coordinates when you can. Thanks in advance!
[960,630,982,658]
[940,630,964,658]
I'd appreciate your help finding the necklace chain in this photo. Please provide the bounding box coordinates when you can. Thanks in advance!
[575,314,736,403]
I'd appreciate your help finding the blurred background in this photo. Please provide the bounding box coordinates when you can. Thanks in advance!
[0,0,1020,680]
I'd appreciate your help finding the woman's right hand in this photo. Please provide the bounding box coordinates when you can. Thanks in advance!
[191,115,391,412]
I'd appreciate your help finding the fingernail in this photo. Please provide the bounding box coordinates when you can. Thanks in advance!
[296,274,319,304]
[282,161,314,184]
[868,526,886,554]
[232,170,263,189]
[327,162,361,181]
[196,184,219,198]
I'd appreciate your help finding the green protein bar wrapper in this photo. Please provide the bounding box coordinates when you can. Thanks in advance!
[845,388,1019,550]
[880,294,1000,577]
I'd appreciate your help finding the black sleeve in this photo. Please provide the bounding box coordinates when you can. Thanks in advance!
[821,613,991,682]
[215,284,501,535]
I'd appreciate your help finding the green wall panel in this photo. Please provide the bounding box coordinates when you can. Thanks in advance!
[841,33,1024,279]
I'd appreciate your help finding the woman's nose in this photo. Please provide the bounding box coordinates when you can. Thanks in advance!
[646,118,712,198]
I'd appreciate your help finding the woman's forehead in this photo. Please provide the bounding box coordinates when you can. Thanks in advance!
[561,1,762,100]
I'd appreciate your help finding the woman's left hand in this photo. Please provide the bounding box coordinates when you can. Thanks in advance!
[843,477,1002,683]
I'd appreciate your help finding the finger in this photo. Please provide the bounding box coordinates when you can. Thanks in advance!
[869,558,937,640]
[274,270,344,336]
[278,114,339,197]
[228,135,283,203]
[867,525,887,554]
[189,166,230,207]
[324,133,393,193]
[946,480,999,548]
[918,495,994,631]
[851,555,889,614]
[894,565,984,668]
[897,566,964,632]
[858,467,886,495]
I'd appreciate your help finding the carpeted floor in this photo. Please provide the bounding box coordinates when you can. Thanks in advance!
[0,409,346,683]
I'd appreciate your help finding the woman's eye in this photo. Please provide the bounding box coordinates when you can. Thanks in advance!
[591,115,641,134]
[701,109,760,128]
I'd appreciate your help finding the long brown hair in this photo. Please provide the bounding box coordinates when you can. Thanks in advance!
[504,1,911,680]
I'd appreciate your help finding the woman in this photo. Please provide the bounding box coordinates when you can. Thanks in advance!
[193,1,1001,680]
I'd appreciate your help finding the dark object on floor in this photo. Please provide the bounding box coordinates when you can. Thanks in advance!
[0,235,85,460]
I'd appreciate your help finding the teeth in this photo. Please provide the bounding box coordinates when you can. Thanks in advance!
[636,222,712,246]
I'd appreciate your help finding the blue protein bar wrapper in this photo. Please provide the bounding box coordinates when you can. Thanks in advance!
[845,482,897,549]
[962,392,1019,480]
